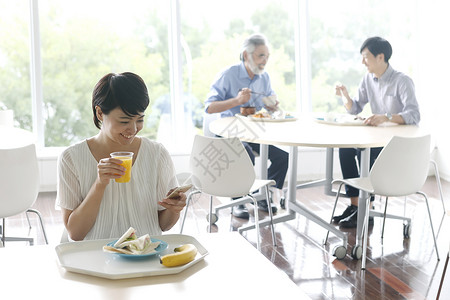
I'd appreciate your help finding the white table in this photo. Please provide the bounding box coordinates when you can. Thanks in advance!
[0,232,307,299]
[0,125,35,148]
[209,114,427,257]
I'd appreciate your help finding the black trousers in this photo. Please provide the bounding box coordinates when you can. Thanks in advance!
[242,142,289,190]
[338,147,383,198]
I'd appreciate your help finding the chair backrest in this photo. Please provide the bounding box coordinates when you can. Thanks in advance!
[202,112,220,137]
[370,135,430,197]
[0,144,40,218]
[189,135,255,197]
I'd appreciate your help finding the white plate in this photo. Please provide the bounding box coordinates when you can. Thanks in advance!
[236,113,297,122]
[55,234,208,279]
[105,238,168,259]
[315,117,366,126]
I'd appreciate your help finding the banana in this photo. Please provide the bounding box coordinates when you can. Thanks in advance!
[160,243,198,267]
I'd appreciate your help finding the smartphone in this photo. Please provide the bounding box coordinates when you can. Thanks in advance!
[167,184,193,199]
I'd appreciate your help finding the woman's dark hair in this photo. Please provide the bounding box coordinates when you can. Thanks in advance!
[360,36,392,63]
[92,72,150,129]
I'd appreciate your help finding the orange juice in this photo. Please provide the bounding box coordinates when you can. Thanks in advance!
[115,156,132,183]
[110,152,134,183]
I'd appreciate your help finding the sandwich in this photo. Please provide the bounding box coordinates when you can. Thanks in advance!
[104,227,161,255]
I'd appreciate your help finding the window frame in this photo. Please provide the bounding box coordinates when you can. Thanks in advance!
[27,0,308,153]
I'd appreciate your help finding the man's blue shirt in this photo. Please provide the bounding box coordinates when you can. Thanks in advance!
[205,62,275,117]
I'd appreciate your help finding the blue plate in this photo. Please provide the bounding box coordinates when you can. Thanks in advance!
[106,238,168,259]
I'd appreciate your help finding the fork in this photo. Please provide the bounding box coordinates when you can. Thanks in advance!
[238,88,267,96]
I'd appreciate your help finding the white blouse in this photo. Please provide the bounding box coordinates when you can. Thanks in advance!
[56,137,178,240]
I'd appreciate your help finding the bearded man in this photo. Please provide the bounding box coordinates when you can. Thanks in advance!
[204,33,288,219]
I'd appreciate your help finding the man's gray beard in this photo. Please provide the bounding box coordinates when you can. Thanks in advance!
[248,57,265,75]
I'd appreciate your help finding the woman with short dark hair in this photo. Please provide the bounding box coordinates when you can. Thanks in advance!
[57,72,186,241]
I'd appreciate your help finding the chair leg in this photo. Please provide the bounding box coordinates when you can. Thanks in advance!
[208,195,213,233]
[1,218,4,245]
[418,191,440,261]
[362,196,371,270]
[1,218,34,246]
[381,197,389,238]
[437,253,450,299]
[264,186,277,247]
[325,182,344,244]
[248,195,261,251]
[27,209,48,244]
[25,211,32,229]
[180,190,201,234]
[431,160,446,214]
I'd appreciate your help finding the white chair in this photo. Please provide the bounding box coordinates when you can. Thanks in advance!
[428,137,445,237]
[178,113,218,234]
[430,159,446,215]
[182,135,276,250]
[202,112,220,137]
[326,135,439,269]
[0,144,48,246]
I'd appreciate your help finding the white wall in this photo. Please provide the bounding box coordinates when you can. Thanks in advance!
[37,147,61,192]
[417,1,450,181]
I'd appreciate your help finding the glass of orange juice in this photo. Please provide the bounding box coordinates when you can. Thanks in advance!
[110,152,134,183]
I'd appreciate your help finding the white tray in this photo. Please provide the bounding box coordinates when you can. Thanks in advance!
[55,234,208,279]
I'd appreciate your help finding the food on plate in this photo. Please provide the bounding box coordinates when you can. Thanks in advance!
[103,227,161,255]
[160,243,198,267]
[113,226,137,247]
[250,111,271,119]
[285,113,294,118]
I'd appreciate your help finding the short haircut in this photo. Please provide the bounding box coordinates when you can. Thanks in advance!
[92,72,149,129]
[240,33,268,61]
[360,37,392,63]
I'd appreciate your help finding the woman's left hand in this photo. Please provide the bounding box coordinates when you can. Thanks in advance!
[158,189,187,214]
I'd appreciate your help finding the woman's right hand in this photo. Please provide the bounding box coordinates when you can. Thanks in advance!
[96,158,125,185]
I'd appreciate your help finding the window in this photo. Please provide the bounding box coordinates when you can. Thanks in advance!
[160,0,299,150]
[37,0,169,147]
[308,0,419,116]
[0,1,31,129]
[1,0,421,154]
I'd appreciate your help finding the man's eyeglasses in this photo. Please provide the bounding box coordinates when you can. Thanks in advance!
[253,53,270,61]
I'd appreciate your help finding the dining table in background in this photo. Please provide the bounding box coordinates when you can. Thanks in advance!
[209,113,428,258]
[0,232,307,299]
[0,124,36,149]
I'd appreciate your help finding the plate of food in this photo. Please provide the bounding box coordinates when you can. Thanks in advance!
[55,233,209,279]
[315,114,366,126]
[236,111,297,122]
[102,227,168,259]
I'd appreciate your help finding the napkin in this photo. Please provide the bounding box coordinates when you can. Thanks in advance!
[103,227,161,255]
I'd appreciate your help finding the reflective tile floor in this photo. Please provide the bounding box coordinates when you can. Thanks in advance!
[3,177,450,299]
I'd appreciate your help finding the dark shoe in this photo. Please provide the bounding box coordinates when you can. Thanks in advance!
[232,205,249,219]
[339,210,374,228]
[257,200,278,214]
[332,205,357,223]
